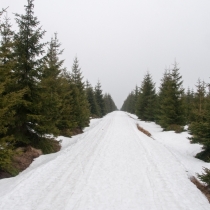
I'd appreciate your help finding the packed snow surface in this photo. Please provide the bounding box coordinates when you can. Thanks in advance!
[0,111,210,210]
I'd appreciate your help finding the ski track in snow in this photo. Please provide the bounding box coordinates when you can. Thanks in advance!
[0,111,209,210]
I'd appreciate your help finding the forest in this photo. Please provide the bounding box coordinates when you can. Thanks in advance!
[0,0,117,176]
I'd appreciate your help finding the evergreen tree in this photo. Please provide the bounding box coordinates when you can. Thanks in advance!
[57,69,78,136]
[0,15,25,172]
[85,80,100,117]
[170,62,185,125]
[35,33,63,136]
[189,79,210,161]
[157,70,172,127]
[183,87,194,124]
[133,85,139,114]
[95,81,105,117]
[157,62,185,130]
[70,57,90,128]
[13,0,47,146]
[136,72,156,121]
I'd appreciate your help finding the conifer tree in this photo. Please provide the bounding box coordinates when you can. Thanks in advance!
[70,57,90,128]
[13,0,46,145]
[85,80,100,117]
[95,81,105,117]
[183,87,194,124]
[134,85,139,114]
[35,33,63,136]
[189,79,210,161]
[136,72,156,121]
[157,70,172,127]
[0,15,25,172]
[157,63,185,130]
[57,69,78,136]
[170,62,185,125]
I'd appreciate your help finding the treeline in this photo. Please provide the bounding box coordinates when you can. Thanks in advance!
[121,62,210,161]
[0,0,117,174]
[121,62,210,185]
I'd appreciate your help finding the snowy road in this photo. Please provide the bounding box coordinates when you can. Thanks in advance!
[0,111,209,209]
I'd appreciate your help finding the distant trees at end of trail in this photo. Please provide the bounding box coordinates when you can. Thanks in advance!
[0,0,117,176]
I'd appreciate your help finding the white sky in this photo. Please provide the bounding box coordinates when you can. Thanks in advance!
[1,0,210,108]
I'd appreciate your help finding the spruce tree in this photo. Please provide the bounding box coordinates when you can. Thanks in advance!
[183,87,194,124]
[136,72,156,121]
[85,80,100,117]
[170,62,185,125]
[0,15,25,172]
[13,0,46,145]
[189,79,210,161]
[95,81,105,117]
[35,33,63,136]
[57,69,78,136]
[157,63,185,130]
[157,70,172,128]
[134,85,139,114]
[70,57,90,128]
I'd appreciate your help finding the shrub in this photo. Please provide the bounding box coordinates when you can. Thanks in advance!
[166,124,184,133]
[0,145,19,176]
[31,138,61,154]
[198,167,210,187]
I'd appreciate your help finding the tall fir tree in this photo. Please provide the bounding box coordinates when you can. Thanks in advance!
[170,62,185,125]
[189,79,210,161]
[95,81,105,117]
[183,87,194,124]
[85,80,100,117]
[136,72,156,121]
[70,57,90,128]
[13,0,46,146]
[57,69,78,136]
[35,33,63,137]
[157,62,185,130]
[157,70,172,128]
[0,15,25,172]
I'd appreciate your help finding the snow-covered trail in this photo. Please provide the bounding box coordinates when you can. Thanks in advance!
[0,111,209,210]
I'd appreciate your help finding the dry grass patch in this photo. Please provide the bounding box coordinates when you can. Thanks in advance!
[190,176,210,203]
[137,124,152,137]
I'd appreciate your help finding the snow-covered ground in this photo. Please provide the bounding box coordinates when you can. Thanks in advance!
[0,111,209,210]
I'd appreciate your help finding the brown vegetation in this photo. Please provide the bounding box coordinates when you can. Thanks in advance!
[72,128,83,136]
[12,146,43,172]
[190,176,210,203]
[137,124,152,137]
[0,146,43,179]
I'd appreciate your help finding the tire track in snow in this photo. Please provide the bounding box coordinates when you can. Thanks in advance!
[34,114,114,210]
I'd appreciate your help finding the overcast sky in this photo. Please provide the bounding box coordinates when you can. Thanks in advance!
[1,0,210,108]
